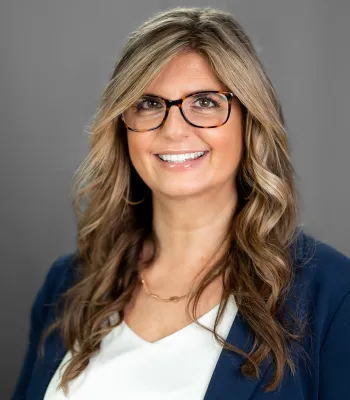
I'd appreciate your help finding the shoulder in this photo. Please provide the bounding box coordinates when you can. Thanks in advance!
[11,254,78,398]
[32,252,79,328]
[41,252,78,296]
[290,228,350,345]
[292,230,350,395]
[292,228,350,296]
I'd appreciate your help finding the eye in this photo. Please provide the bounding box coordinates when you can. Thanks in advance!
[135,97,163,111]
[190,94,222,109]
[196,97,218,108]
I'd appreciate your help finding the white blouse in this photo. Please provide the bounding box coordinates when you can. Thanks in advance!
[44,295,238,400]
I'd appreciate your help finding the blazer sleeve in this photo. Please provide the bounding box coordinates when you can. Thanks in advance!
[319,288,350,399]
[11,255,73,400]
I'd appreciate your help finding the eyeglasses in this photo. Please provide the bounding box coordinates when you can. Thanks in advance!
[121,90,235,132]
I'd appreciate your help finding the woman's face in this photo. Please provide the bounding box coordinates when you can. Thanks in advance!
[126,51,243,199]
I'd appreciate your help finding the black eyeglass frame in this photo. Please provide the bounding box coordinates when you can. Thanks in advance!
[120,90,235,132]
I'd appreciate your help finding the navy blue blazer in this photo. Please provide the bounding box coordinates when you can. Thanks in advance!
[12,230,350,399]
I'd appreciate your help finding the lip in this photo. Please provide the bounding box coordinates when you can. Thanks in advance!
[153,150,210,171]
[154,150,209,155]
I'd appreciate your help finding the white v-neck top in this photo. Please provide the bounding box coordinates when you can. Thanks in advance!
[44,295,238,400]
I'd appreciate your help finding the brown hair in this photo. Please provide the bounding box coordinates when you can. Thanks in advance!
[40,6,306,395]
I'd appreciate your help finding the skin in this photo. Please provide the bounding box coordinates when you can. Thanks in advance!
[126,51,243,295]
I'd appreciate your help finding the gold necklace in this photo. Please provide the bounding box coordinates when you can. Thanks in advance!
[139,273,190,302]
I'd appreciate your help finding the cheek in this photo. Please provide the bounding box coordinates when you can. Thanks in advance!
[205,119,243,171]
[127,134,138,163]
[127,132,145,159]
[216,129,242,156]
[220,107,243,167]
[127,132,154,173]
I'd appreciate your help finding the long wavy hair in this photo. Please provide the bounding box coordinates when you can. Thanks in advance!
[40,6,307,395]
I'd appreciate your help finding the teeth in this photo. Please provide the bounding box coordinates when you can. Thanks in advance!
[157,152,205,163]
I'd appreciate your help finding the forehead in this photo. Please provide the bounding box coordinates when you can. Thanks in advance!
[144,51,227,99]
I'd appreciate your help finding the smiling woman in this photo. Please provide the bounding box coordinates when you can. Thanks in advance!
[12,6,350,400]
[125,52,243,199]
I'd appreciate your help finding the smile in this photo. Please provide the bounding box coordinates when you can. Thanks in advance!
[157,151,206,163]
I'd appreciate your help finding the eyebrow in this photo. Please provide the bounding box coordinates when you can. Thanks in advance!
[142,88,221,98]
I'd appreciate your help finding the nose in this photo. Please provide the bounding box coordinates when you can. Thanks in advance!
[160,104,190,139]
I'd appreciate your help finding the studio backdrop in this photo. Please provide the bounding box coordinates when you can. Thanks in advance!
[1,0,349,397]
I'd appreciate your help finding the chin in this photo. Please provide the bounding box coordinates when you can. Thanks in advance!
[154,183,210,199]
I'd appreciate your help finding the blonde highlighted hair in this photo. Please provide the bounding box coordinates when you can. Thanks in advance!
[40,6,306,395]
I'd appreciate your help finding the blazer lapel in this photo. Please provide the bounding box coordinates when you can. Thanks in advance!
[203,231,304,400]
[203,311,272,400]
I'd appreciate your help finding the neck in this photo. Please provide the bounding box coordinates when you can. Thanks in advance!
[149,184,237,278]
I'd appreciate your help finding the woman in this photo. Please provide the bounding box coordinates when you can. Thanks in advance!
[12,6,350,400]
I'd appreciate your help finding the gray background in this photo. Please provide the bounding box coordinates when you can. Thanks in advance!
[1,0,349,396]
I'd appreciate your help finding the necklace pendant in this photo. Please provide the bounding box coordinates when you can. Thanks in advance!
[168,296,181,302]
